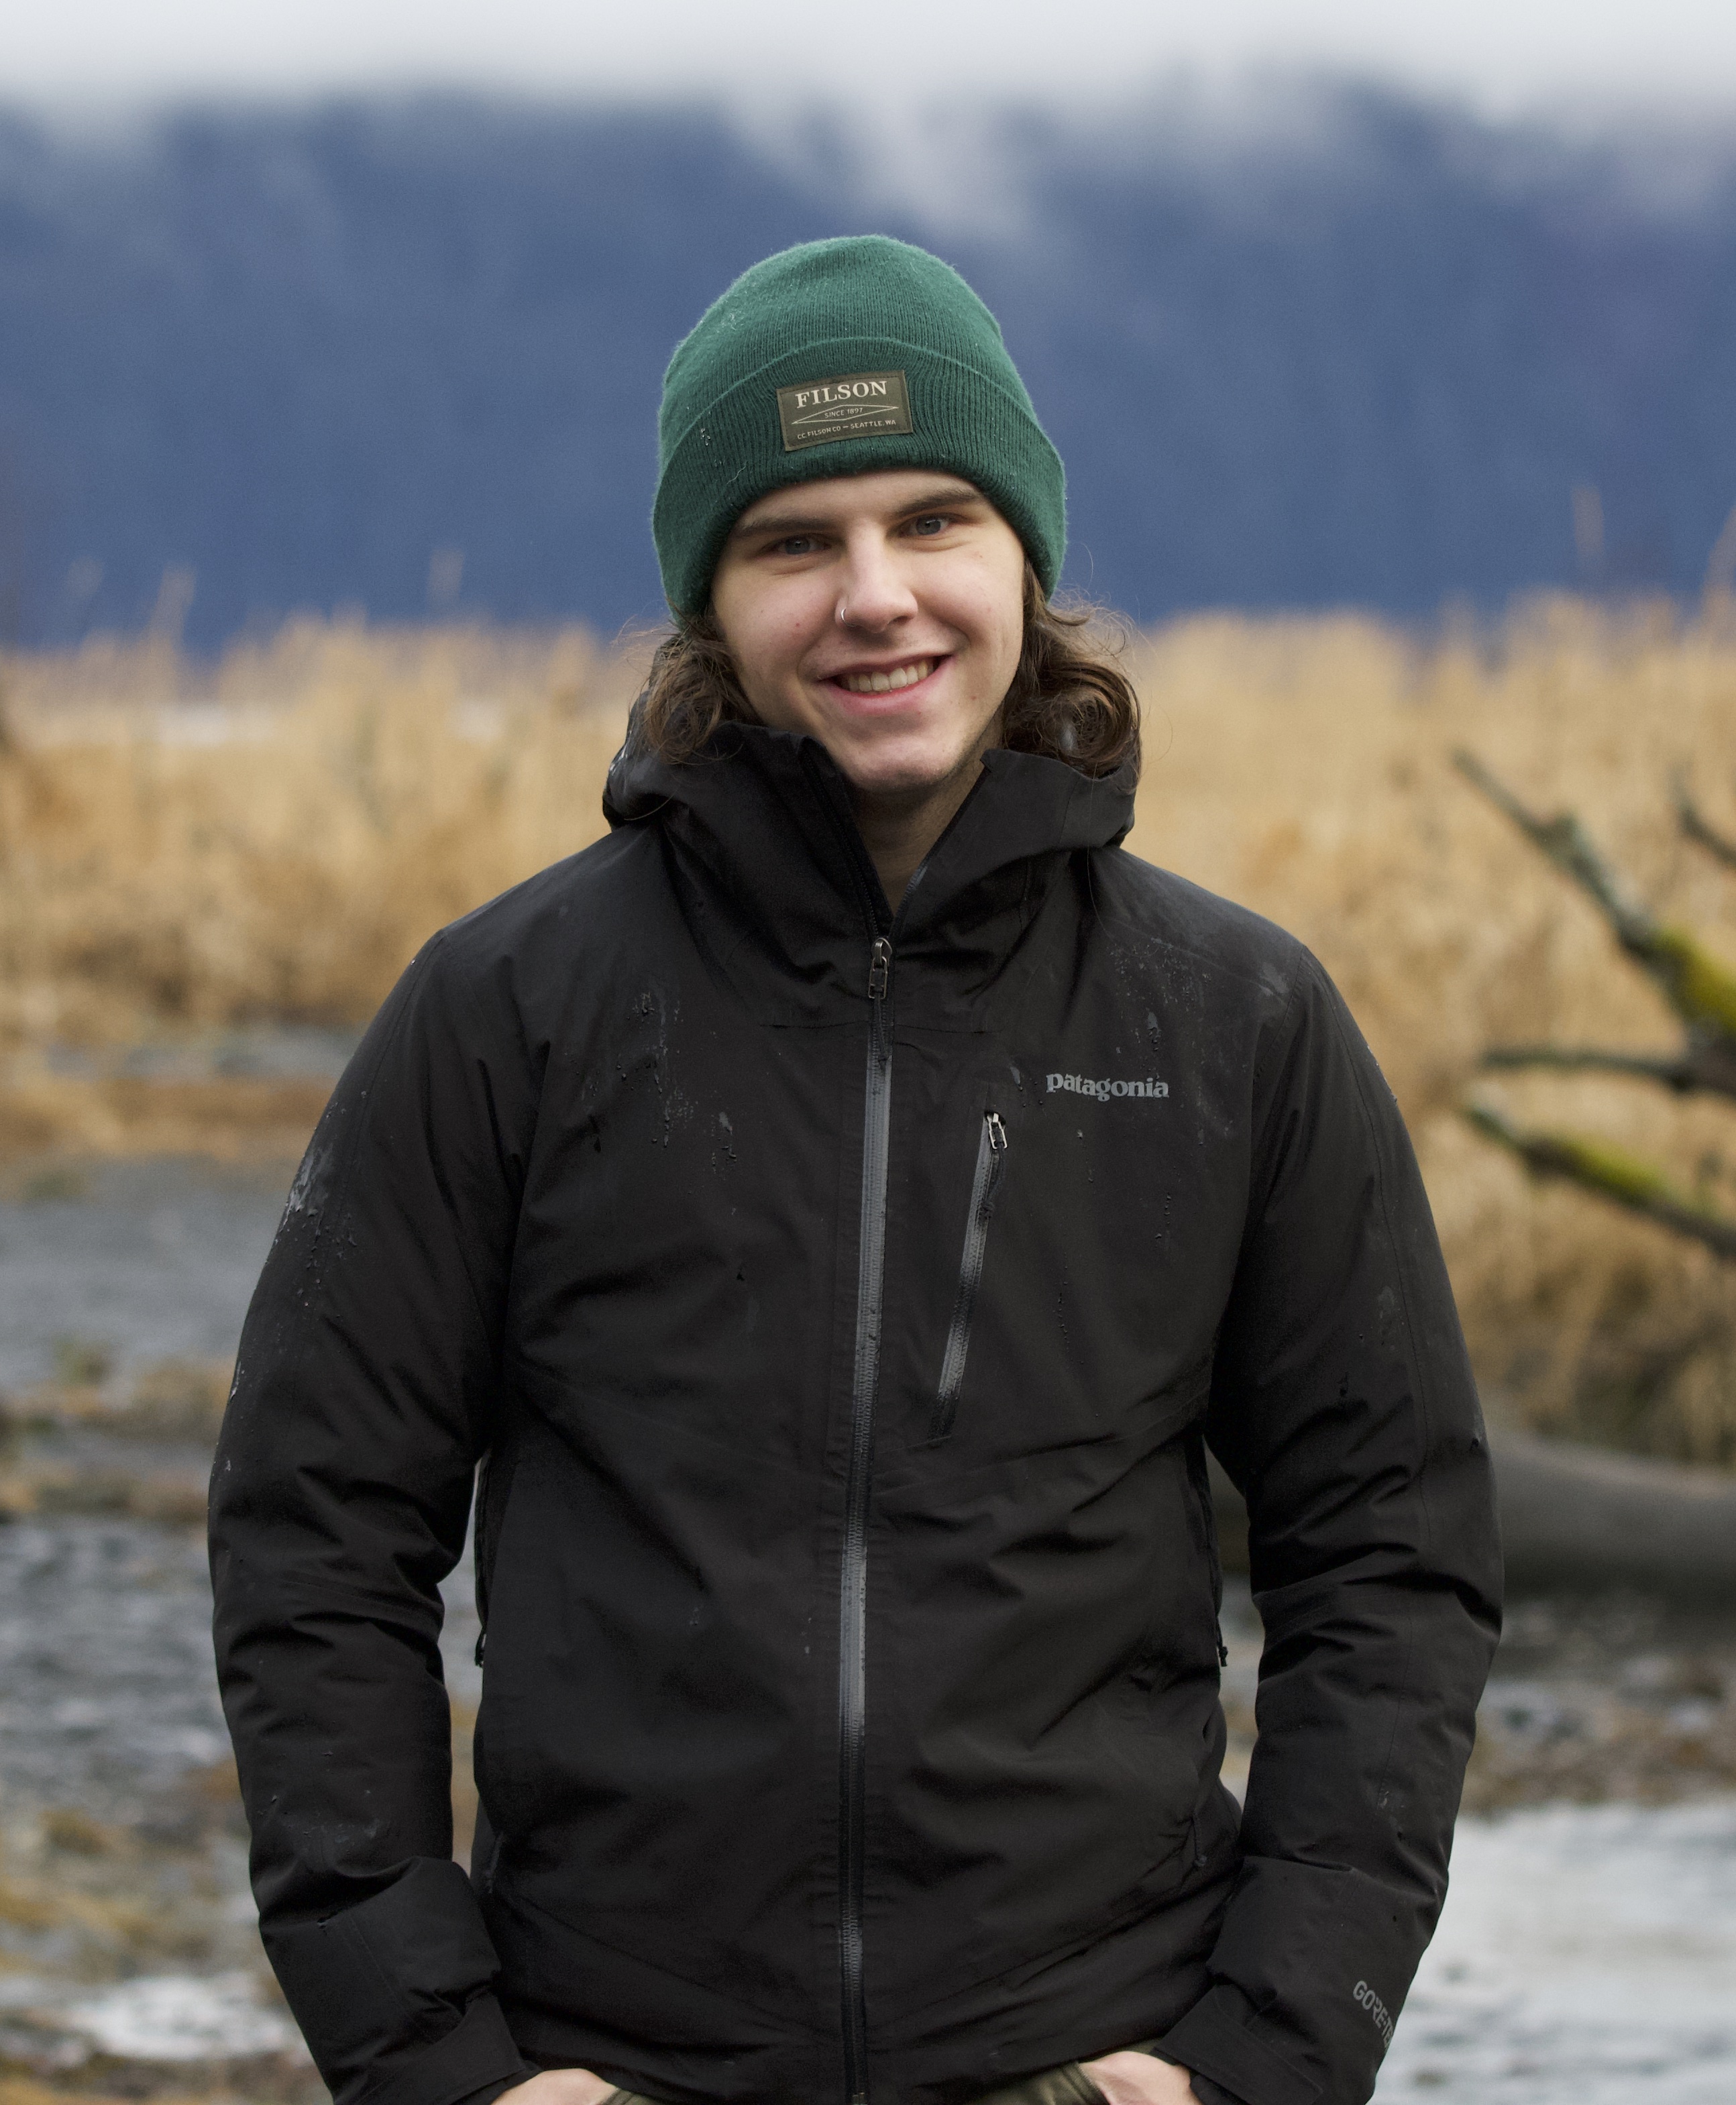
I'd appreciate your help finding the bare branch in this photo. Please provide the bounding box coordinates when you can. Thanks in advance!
[1705,498,1736,602]
[1482,1040,1736,1100]
[1672,769,1736,873]
[1452,749,1655,947]
[1454,749,1736,1044]
[1464,1099,1736,1260]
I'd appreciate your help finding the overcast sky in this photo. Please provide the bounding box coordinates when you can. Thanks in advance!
[7,0,1736,115]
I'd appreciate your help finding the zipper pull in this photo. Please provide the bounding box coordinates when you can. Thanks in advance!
[868,936,891,1001]
[985,1110,1007,1154]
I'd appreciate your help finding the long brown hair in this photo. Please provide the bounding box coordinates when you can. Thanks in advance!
[637,563,1140,780]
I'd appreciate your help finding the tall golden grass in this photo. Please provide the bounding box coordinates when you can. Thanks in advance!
[5,598,1736,1464]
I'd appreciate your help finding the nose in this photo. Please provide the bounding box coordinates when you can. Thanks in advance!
[835,527,918,632]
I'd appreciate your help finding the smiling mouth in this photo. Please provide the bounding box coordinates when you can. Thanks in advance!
[832,657,938,695]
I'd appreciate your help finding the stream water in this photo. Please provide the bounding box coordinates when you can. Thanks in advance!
[1,1157,1732,2098]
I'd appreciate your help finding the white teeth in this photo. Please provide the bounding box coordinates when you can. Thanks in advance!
[837,659,933,694]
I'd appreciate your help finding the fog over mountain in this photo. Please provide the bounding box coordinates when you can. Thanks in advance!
[3,81,1735,647]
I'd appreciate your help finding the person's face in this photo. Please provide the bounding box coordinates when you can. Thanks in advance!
[708,470,1028,802]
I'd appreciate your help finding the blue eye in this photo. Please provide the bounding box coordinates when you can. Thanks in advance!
[912,515,948,537]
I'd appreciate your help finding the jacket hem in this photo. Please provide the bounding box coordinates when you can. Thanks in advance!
[1154,1988,1319,2105]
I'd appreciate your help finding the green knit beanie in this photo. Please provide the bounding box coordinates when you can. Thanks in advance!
[653,235,1066,616]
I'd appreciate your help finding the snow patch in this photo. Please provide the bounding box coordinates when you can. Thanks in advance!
[60,1972,301,2061]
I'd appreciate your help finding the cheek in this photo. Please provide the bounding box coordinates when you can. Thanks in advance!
[963,579,1026,691]
[951,543,1026,679]
[767,598,829,670]
[714,598,809,706]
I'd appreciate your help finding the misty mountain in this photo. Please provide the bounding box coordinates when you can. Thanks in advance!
[2,84,1735,647]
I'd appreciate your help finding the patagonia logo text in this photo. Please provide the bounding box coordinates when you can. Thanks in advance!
[777,370,914,451]
[1353,1980,1395,2051]
[1047,1073,1169,1101]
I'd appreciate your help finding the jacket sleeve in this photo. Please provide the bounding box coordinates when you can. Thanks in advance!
[1154,952,1502,2105]
[209,933,539,2105]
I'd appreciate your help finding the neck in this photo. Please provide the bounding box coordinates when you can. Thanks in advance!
[852,749,988,912]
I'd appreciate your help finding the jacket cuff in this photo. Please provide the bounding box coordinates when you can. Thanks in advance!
[1154,1987,1320,2105]
[360,1996,533,2105]
[1140,2038,1243,2105]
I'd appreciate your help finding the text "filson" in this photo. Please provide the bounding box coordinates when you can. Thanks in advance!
[1047,1073,1169,1100]
[790,379,894,410]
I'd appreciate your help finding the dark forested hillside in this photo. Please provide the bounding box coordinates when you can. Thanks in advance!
[2,85,1735,645]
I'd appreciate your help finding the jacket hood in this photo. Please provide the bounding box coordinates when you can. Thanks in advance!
[603,707,1135,1028]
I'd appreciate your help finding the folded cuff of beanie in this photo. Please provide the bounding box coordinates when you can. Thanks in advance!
[652,333,1065,614]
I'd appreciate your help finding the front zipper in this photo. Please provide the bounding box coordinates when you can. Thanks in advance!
[926,1110,1009,1443]
[838,932,893,2105]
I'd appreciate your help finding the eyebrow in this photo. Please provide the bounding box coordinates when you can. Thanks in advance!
[730,483,986,541]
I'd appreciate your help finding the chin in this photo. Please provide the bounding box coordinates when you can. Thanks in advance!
[832,726,979,795]
[837,749,966,800]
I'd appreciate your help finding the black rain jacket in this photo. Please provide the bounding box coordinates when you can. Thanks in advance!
[210,723,1501,2105]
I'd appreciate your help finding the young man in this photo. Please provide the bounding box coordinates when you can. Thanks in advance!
[211,237,1501,2105]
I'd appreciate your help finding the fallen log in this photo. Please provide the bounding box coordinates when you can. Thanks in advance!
[1210,1427,1736,1601]
[1486,1425,1736,1599]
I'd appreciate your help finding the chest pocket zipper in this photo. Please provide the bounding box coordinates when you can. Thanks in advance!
[927,1110,1009,1444]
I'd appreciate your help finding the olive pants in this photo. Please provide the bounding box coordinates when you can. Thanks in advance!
[602,2039,1163,2105]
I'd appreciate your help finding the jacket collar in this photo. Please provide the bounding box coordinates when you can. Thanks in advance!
[604,710,1134,1028]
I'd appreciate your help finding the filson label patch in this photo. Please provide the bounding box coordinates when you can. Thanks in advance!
[777,370,913,451]
[1047,1073,1169,1101]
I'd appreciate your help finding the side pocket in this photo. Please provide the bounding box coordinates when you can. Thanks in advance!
[472,1413,523,1669]
[1185,1426,1228,1667]
[927,1109,1009,1444]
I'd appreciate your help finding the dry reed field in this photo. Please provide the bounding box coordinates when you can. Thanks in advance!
[5,598,1736,1466]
